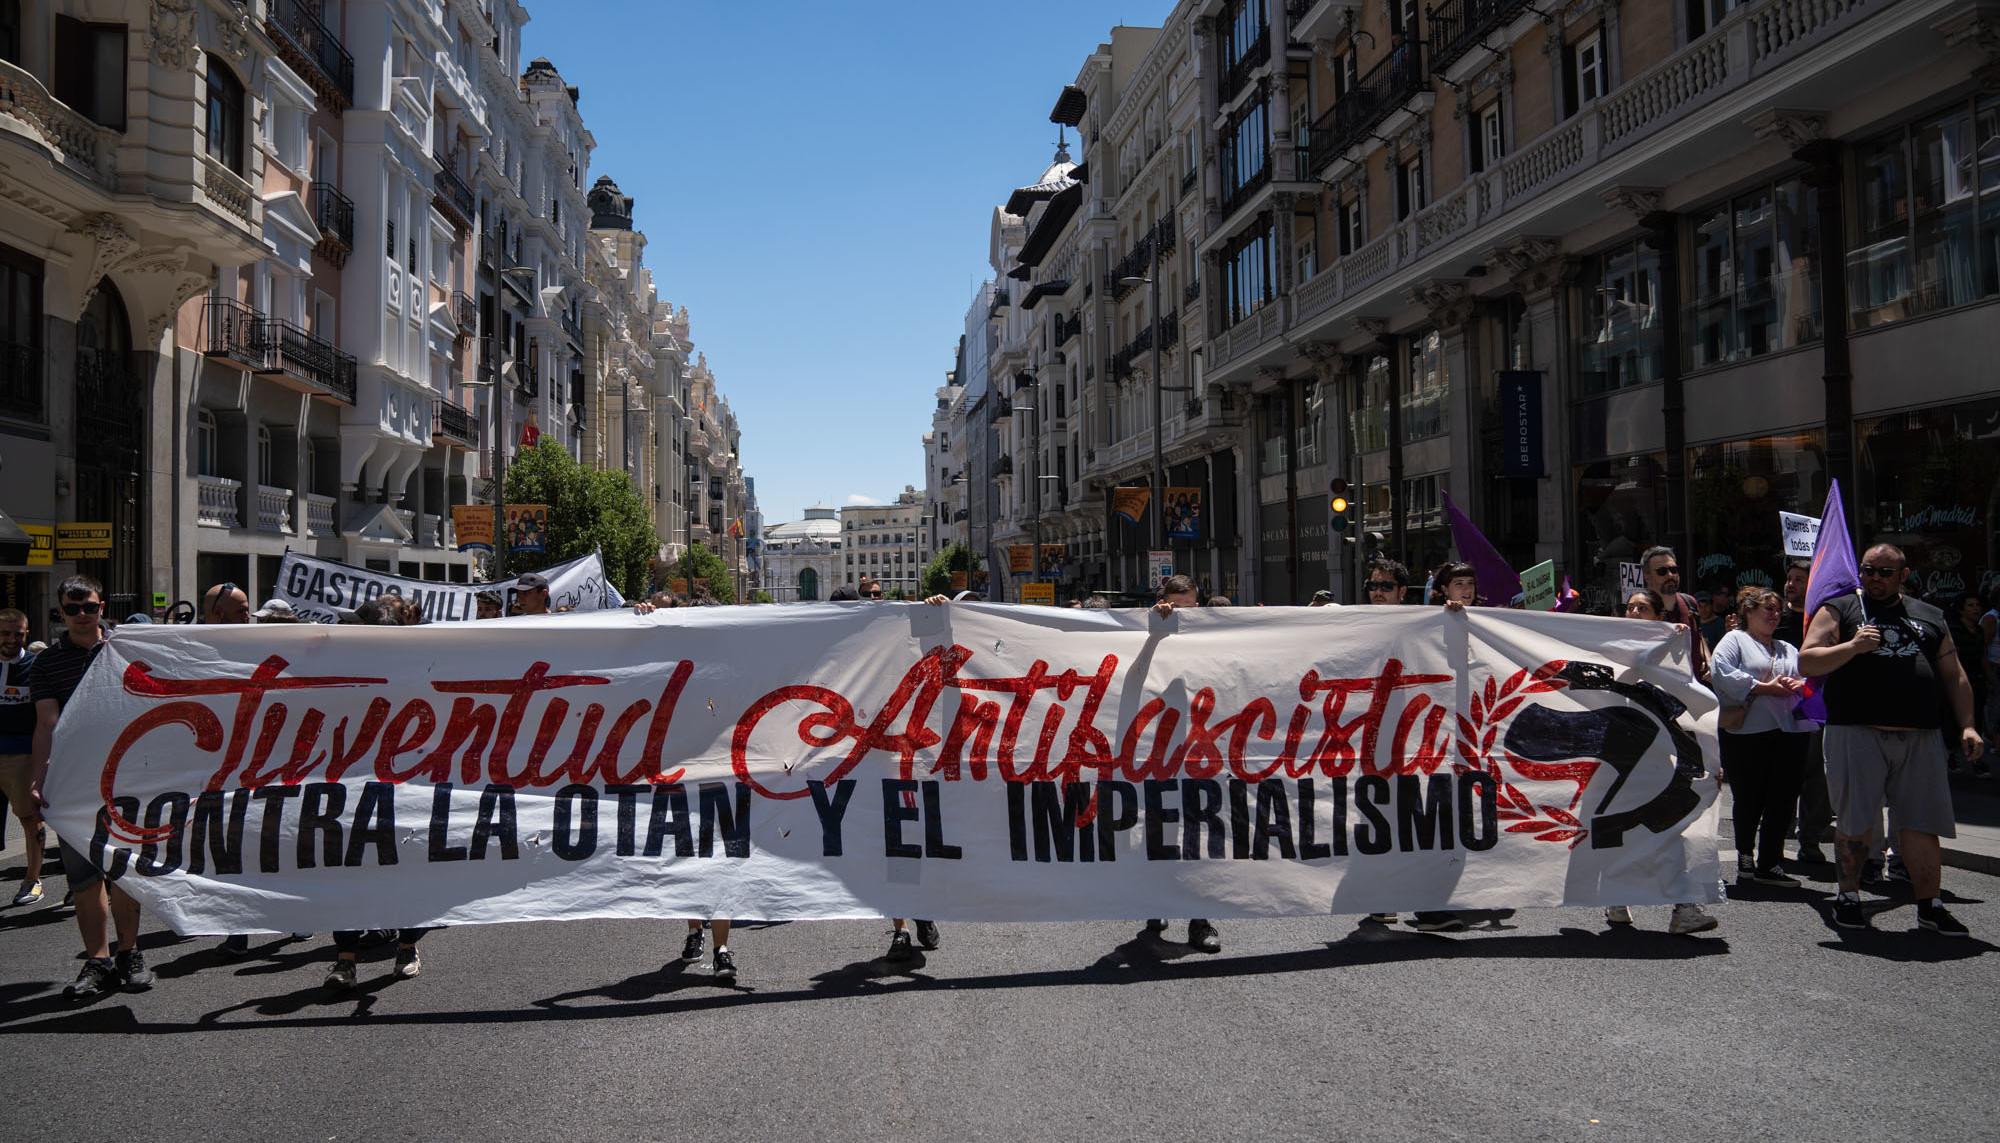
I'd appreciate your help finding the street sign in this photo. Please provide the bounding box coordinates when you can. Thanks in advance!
[151,591,168,610]
[54,522,113,560]
[1020,582,1055,605]
[1148,550,1174,585]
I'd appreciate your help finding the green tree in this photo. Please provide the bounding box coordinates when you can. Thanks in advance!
[502,441,658,599]
[921,542,984,597]
[668,542,736,604]
[749,589,774,604]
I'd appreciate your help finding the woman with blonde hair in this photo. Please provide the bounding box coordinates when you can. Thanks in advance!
[1711,585,1811,886]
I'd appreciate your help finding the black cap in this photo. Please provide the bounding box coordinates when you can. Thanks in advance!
[514,573,549,590]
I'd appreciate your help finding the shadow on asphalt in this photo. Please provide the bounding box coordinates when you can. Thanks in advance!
[0,917,1749,1035]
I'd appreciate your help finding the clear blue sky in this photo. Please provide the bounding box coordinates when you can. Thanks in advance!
[526,1,1154,526]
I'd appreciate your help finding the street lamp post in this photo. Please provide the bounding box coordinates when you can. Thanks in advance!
[1122,240,1192,586]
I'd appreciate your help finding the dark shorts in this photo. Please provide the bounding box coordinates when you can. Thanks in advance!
[55,837,105,888]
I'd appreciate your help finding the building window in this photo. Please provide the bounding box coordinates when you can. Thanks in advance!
[1294,227,1317,284]
[0,1,23,65]
[1401,329,1449,442]
[1221,220,1274,326]
[1687,430,1828,596]
[204,61,245,172]
[1220,98,1270,207]
[54,16,126,130]
[1332,48,1357,102]
[1338,197,1363,256]
[1218,0,1268,78]
[1579,240,1664,395]
[257,425,273,486]
[1849,97,2000,330]
[1685,0,1746,41]
[1356,352,1392,453]
[1401,473,1449,581]
[0,246,43,424]
[1565,32,1604,119]
[1687,177,1822,369]
[387,218,397,260]
[197,409,219,477]
[1472,104,1504,173]
[1397,154,1426,220]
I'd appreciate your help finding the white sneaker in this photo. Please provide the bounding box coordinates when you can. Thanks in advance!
[1604,905,1633,926]
[1669,903,1719,934]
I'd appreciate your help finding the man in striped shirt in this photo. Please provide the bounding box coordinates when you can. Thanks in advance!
[31,574,155,1001]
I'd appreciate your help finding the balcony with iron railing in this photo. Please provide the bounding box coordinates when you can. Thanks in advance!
[453,291,477,335]
[1299,44,1428,178]
[559,308,583,346]
[1427,0,1534,75]
[204,298,267,369]
[256,318,356,403]
[478,230,500,271]
[434,396,479,448]
[434,152,475,229]
[0,342,42,424]
[1220,30,1270,105]
[1109,218,1176,299]
[311,183,354,264]
[266,0,355,110]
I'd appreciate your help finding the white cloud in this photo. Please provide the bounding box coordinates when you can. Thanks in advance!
[846,493,876,505]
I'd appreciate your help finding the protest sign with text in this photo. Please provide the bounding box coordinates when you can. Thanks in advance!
[41,605,1720,934]
[270,550,624,624]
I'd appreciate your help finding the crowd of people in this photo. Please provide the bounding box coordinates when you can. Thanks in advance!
[0,544,1989,1004]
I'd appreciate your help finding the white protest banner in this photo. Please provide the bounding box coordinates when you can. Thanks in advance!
[270,550,625,623]
[1520,559,1558,611]
[41,605,1721,934]
[1779,511,1821,560]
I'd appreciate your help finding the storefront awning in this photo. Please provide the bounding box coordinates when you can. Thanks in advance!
[0,509,32,566]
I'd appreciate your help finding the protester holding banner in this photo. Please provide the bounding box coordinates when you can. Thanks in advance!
[1711,588,1810,888]
[32,575,157,999]
[1142,575,1222,954]
[1642,547,1711,685]
[1365,559,1411,605]
[1801,543,1981,936]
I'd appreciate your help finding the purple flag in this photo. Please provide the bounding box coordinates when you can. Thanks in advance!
[1442,490,1523,605]
[1553,576,1582,613]
[1796,478,1859,724]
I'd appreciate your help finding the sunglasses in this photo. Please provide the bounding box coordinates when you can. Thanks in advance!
[1650,565,1681,577]
[62,601,103,616]
[1365,581,1400,592]
[1859,565,1902,579]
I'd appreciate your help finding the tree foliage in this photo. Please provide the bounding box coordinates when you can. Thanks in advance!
[921,542,984,597]
[666,542,736,604]
[501,441,658,600]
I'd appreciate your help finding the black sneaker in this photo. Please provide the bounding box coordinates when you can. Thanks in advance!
[1186,919,1221,953]
[1860,859,1885,886]
[1832,897,1870,930]
[681,928,705,962]
[914,919,940,950]
[712,948,737,981]
[65,957,117,1002]
[1142,918,1168,937]
[218,934,250,958]
[1750,867,1801,887]
[1795,846,1827,864]
[1918,903,1969,938]
[1736,853,1757,877]
[115,948,155,990]
[885,929,915,961]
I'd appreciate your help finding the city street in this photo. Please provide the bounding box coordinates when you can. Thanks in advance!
[2,848,1995,1143]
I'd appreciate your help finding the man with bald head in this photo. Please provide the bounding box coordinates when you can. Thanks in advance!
[1801,542,1985,936]
[202,581,250,625]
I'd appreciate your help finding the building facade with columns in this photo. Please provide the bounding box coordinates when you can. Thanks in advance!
[1186,0,1997,608]
[841,487,926,597]
[972,0,1997,608]
[762,504,841,602]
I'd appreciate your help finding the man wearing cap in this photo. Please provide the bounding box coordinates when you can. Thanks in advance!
[251,599,300,623]
[510,572,551,616]
[475,590,504,620]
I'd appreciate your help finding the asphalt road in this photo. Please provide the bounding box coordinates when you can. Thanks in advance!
[1,851,1996,1143]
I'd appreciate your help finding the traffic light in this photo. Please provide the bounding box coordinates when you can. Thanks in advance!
[1329,478,1352,535]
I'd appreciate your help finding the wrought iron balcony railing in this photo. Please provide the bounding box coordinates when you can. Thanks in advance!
[204,298,267,369]
[266,0,355,110]
[257,318,356,404]
[1299,44,1428,177]
[434,396,478,447]
[433,152,475,229]
[1428,0,1534,75]
[311,183,353,264]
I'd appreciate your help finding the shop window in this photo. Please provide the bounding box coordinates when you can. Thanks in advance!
[1356,353,1392,453]
[1257,392,1287,477]
[1573,453,1670,613]
[1578,240,1664,395]
[1401,329,1449,442]
[1855,396,2000,603]
[203,60,245,173]
[1850,98,2000,329]
[1687,177,1822,368]
[1686,432,1829,595]
[55,16,126,130]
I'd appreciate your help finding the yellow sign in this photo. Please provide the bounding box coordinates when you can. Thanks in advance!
[451,504,496,553]
[1020,582,1056,605]
[23,525,52,567]
[1008,544,1033,573]
[55,522,113,560]
[1113,486,1151,524]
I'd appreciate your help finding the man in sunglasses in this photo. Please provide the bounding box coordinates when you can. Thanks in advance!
[1361,559,1410,606]
[1801,543,1983,936]
[1641,546,1711,684]
[857,576,886,600]
[30,575,156,999]
[202,582,250,625]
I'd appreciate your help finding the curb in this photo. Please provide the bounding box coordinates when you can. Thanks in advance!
[1942,845,2000,877]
